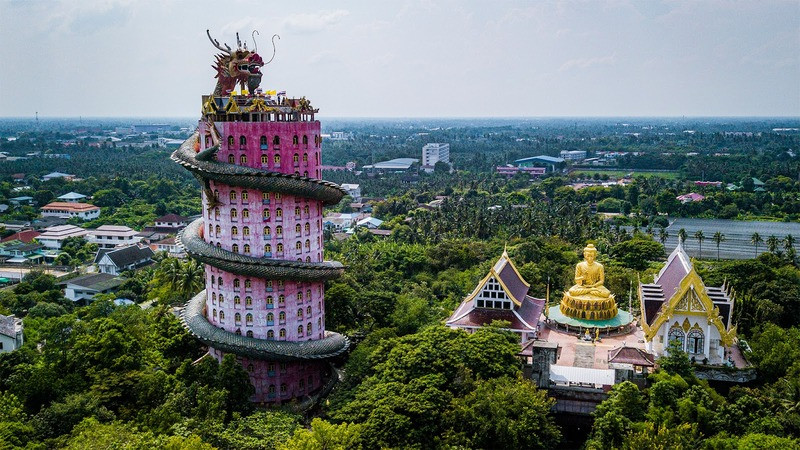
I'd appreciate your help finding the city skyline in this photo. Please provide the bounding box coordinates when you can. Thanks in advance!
[1,0,798,118]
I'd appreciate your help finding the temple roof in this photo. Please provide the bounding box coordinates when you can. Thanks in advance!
[608,345,656,367]
[639,243,735,332]
[462,250,530,307]
[447,295,544,332]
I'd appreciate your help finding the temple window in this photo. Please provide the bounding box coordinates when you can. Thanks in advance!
[261,155,269,164]
[668,326,686,350]
[246,314,253,325]
[268,312,274,322]
[307,322,312,333]
[231,226,238,236]
[242,209,250,219]
[280,383,287,394]
[296,224,302,234]
[297,309,303,319]
[305,223,310,233]
[245,296,252,307]
[293,153,299,163]
[246,331,253,338]
[307,289,312,300]
[265,243,272,253]
[305,239,311,249]
[260,136,268,147]
[302,135,308,145]
[212,309,217,318]
[234,296,241,306]
[227,136,234,147]
[235,313,241,323]
[293,135,299,145]
[263,209,270,219]
[239,136,246,146]
[277,243,284,252]
[304,205,310,215]
[232,244,239,253]
[240,155,247,164]
[217,277,223,286]
[268,330,275,339]
[274,154,281,164]
[279,295,285,306]
[276,208,283,218]
[219,311,225,320]
[307,306,312,316]
[241,191,248,201]
[298,291,303,302]
[245,280,252,289]
[215,224,221,235]
[243,226,250,236]
[294,206,301,216]
[273,136,280,146]
[303,171,309,177]
[243,244,251,254]
[266,296,273,306]
[231,208,238,219]
[303,152,308,162]
[305,256,311,262]
[215,208,220,218]
[279,328,286,338]
[298,325,304,336]
[296,241,302,251]
[687,329,704,354]
[276,226,283,236]
[228,154,235,163]
[275,193,282,201]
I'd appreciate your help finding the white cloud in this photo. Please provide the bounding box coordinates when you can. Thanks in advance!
[282,10,349,34]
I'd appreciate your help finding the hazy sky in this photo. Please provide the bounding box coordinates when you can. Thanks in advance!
[1,0,798,118]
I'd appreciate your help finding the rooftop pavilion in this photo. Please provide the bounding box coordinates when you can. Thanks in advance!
[201,94,318,123]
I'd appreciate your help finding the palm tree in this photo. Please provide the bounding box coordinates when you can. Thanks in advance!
[767,235,780,254]
[694,230,705,259]
[658,227,669,245]
[712,231,726,260]
[177,259,205,298]
[751,232,763,257]
[785,234,796,252]
[678,228,688,246]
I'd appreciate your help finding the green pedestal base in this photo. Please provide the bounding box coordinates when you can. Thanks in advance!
[547,305,634,329]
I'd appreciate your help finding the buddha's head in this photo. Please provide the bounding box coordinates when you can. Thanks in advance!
[583,243,598,263]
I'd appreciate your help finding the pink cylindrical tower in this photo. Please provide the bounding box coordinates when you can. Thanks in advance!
[174,31,348,405]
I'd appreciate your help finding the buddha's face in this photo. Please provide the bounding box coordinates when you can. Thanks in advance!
[585,250,597,264]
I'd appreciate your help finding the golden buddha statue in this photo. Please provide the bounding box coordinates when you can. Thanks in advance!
[560,243,618,321]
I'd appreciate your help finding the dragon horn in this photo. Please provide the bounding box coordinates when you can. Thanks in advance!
[206,29,231,54]
[236,32,241,49]
[264,34,281,65]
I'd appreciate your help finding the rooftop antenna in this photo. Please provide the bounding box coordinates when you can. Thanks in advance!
[35,111,39,128]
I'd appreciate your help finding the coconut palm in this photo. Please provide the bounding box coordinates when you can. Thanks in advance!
[785,234,796,252]
[767,235,780,254]
[678,228,688,245]
[694,230,705,259]
[712,231,726,261]
[658,227,669,245]
[751,232,763,257]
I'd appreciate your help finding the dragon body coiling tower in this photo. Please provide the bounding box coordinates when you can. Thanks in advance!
[173,31,348,404]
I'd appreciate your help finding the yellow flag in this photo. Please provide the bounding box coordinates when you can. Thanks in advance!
[267,90,277,95]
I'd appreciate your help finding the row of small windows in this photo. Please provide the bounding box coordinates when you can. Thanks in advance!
[211,291,316,305]
[209,277,322,295]
[212,206,314,219]
[262,377,315,397]
[209,243,314,257]
[226,152,320,166]
[212,223,314,236]
[227,134,321,147]
[210,310,317,335]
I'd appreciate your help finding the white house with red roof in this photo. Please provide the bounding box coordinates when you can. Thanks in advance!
[639,243,736,364]
[446,250,545,343]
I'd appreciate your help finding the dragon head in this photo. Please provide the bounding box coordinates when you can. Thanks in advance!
[207,30,278,96]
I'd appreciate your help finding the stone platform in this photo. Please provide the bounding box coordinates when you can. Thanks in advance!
[547,305,634,333]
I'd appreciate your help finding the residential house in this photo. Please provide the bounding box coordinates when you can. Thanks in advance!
[57,192,88,203]
[41,172,75,182]
[0,314,23,353]
[40,202,101,220]
[340,183,362,201]
[0,241,45,264]
[356,217,384,229]
[95,245,155,275]
[8,196,34,206]
[87,225,141,249]
[37,225,89,249]
[150,236,185,258]
[0,220,32,232]
[144,214,189,237]
[0,230,40,244]
[61,273,125,304]
[676,193,705,204]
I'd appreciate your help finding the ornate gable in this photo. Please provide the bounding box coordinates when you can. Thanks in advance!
[642,268,736,346]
